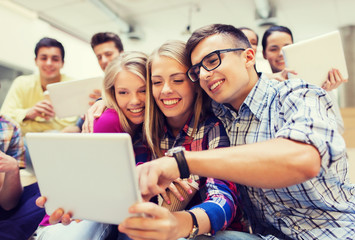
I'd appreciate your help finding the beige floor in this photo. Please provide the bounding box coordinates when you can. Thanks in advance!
[20,169,37,187]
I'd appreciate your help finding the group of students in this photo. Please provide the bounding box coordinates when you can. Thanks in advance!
[0,32,125,239]
[0,23,354,240]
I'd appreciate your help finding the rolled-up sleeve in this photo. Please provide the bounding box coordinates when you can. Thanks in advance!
[275,86,346,172]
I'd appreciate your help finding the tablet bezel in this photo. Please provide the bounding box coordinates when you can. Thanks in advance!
[26,132,142,224]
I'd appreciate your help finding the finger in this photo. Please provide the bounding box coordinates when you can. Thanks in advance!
[119,228,163,240]
[121,203,173,239]
[322,80,331,91]
[61,213,73,225]
[35,104,55,118]
[93,89,102,95]
[129,202,169,221]
[175,179,193,195]
[89,89,102,100]
[331,69,342,89]
[82,114,89,133]
[118,225,158,240]
[324,69,338,91]
[49,208,65,224]
[335,68,347,83]
[168,182,184,201]
[285,68,297,75]
[328,70,336,84]
[281,70,289,80]
[93,103,105,118]
[333,68,347,85]
[138,164,156,200]
[160,191,171,205]
[274,77,284,82]
[35,196,47,208]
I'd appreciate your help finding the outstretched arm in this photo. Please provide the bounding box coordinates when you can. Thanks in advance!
[138,138,321,198]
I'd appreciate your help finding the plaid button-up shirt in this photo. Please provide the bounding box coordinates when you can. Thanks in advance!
[0,115,25,168]
[160,114,240,234]
[213,74,355,240]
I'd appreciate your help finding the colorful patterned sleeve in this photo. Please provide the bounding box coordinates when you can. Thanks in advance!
[190,115,239,234]
[1,116,25,168]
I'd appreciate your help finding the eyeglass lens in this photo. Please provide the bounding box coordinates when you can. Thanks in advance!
[189,52,220,82]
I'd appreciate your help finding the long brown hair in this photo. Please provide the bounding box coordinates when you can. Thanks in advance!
[144,40,211,158]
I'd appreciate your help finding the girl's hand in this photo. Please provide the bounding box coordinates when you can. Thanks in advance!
[35,196,75,225]
[82,99,106,133]
[160,178,193,204]
[118,202,182,240]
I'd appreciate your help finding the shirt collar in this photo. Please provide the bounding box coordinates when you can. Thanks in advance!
[163,113,195,139]
[213,73,274,121]
[242,73,274,120]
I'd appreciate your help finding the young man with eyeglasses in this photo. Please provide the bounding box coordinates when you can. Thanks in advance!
[123,24,355,240]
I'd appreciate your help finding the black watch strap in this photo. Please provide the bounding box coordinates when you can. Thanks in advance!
[173,150,190,179]
[186,210,199,239]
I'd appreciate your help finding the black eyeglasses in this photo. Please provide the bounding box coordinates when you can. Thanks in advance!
[186,48,245,82]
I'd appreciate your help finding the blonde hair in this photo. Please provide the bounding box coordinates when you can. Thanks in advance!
[103,51,148,136]
[144,40,210,158]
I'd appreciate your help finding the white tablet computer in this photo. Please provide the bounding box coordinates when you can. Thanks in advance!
[282,31,348,86]
[26,132,141,224]
[47,77,102,118]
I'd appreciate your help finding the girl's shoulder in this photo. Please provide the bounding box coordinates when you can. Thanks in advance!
[94,108,123,133]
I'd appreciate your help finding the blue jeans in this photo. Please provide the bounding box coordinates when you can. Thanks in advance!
[0,183,46,240]
[37,220,111,240]
[182,231,262,240]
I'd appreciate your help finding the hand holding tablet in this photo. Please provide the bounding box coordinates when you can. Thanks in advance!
[27,133,142,224]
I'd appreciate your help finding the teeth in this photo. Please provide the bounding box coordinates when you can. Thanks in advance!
[210,80,223,90]
[130,108,143,113]
[163,99,179,105]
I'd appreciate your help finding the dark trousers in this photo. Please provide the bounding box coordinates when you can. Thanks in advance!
[0,183,46,240]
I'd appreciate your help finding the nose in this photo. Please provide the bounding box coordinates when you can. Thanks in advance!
[101,55,108,63]
[199,66,212,81]
[45,58,53,65]
[161,81,173,94]
[130,93,142,105]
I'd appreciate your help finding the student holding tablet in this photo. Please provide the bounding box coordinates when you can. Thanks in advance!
[261,25,347,90]
[261,25,346,133]
[36,51,150,240]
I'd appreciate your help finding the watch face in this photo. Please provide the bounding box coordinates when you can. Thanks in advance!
[166,146,186,156]
[192,226,199,236]
[188,226,199,239]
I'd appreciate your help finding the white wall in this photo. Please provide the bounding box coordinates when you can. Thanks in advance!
[0,1,103,79]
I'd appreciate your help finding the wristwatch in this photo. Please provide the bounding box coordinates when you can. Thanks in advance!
[165,146,190,179]
[186,210,199,239]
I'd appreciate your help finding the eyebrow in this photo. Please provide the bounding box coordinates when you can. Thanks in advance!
[38,54,61,58]
[152,72,185,78]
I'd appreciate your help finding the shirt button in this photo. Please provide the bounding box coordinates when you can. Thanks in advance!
[275,212,281,218]
[235,123,241,128]
[294,226,300,230]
